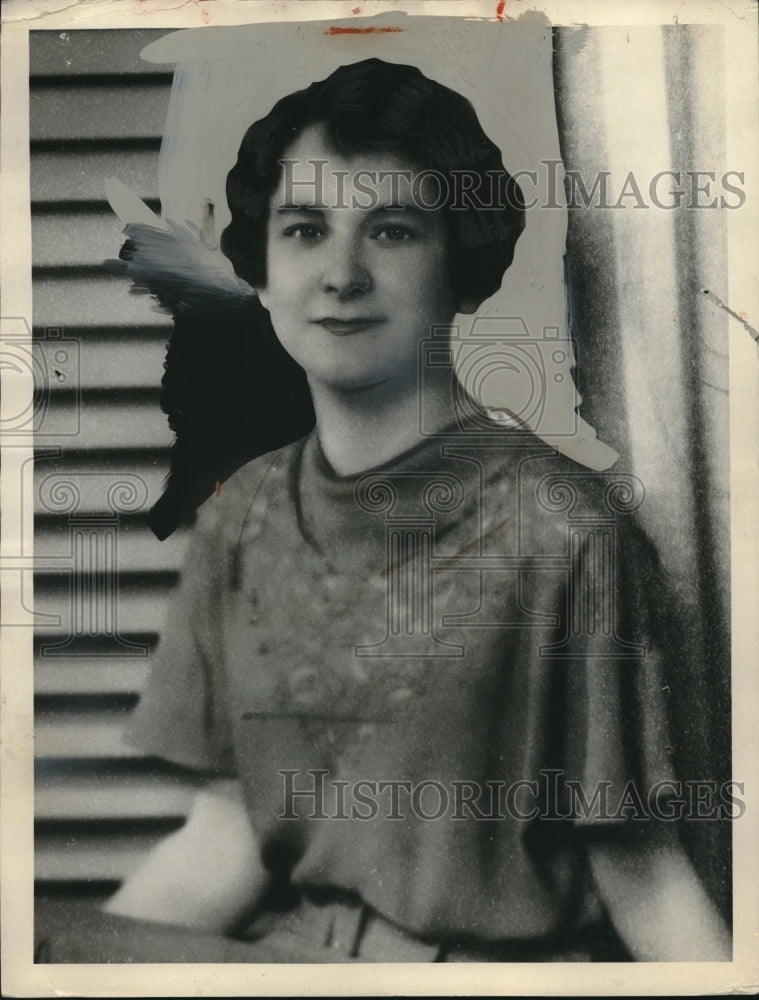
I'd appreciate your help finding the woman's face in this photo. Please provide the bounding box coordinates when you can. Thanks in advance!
[256,123,457,393]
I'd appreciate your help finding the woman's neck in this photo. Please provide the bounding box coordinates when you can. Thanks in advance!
[308,367,455,477]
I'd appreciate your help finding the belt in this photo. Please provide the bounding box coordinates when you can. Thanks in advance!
[241,890,621,963]
[243,889,441,962]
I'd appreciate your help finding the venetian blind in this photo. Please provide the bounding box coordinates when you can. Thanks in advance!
[32,29,197,905]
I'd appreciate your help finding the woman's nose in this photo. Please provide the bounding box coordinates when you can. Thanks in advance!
[321,239,372,298]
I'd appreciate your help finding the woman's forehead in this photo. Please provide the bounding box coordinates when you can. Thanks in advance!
[275,122,427,205]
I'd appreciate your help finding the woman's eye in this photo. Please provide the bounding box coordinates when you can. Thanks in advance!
[373,225,415,242]
[283,223,324,240]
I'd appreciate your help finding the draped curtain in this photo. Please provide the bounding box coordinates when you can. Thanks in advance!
[554,24,731,915]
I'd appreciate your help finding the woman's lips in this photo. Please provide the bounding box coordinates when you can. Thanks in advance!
[314,318,384,336]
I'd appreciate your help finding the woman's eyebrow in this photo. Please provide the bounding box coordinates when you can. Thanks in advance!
[274,204,434,221]
[368,204,428,219]
[276,205,326,215]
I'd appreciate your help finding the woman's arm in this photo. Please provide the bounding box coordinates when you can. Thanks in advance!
[588,839,732,961]
[104,778,270,933]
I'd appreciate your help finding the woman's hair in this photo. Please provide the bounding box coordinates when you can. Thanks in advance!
[221,58,526,311]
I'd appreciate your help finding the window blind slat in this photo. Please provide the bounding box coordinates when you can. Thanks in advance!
[36,832,171,881]
[30,30,171,77]
[36,336,168,389]
[31,149,160,205]
[35,526,189,573]
[35,714,143,761]
[36,775,195,821]
[33,212,134,270]
[36,398,171,450]
[31,85,169,142]
[34,462,170,516]
[33,276,173,328]
[35,584,174,637]
[35,660,151,697]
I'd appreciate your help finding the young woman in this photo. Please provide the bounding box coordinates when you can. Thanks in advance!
[49,58,731,963]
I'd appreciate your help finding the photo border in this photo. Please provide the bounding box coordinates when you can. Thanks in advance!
[2,1,757,995]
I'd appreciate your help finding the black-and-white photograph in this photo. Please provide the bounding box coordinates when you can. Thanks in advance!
[2,1,757,995]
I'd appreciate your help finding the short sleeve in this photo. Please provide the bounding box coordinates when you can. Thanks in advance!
[556,513,682,833]
[123,496,237,777]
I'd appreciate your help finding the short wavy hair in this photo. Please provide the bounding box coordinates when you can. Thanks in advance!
[221,58,525,312]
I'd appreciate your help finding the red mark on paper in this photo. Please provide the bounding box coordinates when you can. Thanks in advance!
[201,8,210,24]
[496,0,506,20]
[325,26,403,35]
[351,6,361,12]
[215,480,222,497]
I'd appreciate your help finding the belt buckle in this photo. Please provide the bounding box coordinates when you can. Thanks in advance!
[323,900,368,958]
[358,907,441,962]
[304,894,442,962]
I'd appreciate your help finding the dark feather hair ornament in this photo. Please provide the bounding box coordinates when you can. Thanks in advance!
[106,184,314,541]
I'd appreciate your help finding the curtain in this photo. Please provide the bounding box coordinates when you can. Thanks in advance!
[555,23,731,916]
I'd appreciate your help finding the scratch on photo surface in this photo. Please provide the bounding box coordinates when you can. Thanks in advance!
[235,457,279,551]
[380,515,512,579]
[702,288,759,345]
[713,0,750,21]
[240,711,383,722]
[134,0,195,14]
[324,25,404,35]
[435,516,513,573]
[8,0,81,20]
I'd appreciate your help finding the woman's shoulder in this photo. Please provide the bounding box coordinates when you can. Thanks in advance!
[479,434,654,557]
[193,434,309,543]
